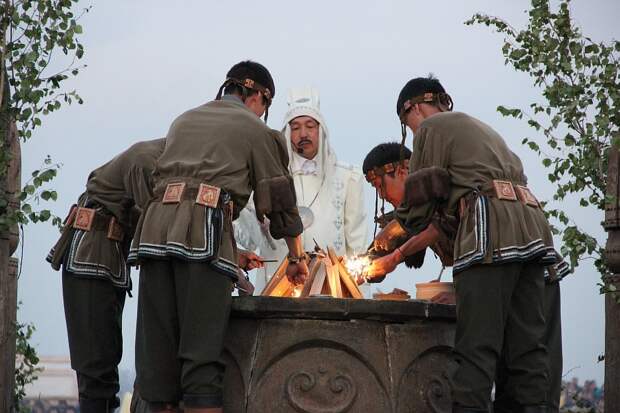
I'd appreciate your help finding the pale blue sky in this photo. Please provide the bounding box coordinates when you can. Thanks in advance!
[17,0,619,384]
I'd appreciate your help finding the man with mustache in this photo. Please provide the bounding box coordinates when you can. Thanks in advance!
[235,87,367,293]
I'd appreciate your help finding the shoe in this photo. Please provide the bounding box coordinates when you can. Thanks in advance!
[79,397,120,413]
[148,402,179,413]
[520,406,548,413]
[452,406,489,413]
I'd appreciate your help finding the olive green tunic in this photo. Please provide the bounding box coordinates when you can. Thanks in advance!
[47,138,165,288]
[396,112,558,273]
[86,138,166,224]
[129,97,302,280]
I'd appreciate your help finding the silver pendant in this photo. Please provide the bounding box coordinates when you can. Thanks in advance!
[298,206,315,229]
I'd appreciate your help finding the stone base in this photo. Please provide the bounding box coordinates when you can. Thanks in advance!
[223,296,456,413]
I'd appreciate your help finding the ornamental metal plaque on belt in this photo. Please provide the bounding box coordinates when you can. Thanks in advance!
[195,183,221,208]
[162,182,186,204]
[64,205,78,227]
[107,217,124,241]
[492,180,517,201]
[516,185,539,207]
[73,207,95,231]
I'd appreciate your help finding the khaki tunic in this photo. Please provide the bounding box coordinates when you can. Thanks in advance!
[47,138,165,288]
[129,98,302,280]
[396,112,558,273]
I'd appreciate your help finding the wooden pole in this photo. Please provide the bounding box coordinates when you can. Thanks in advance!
[0,63,20,411]
[0,256,17,412]
[604,275,620,410]
[603,147,620,411]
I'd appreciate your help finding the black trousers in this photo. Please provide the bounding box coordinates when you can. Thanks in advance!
[451,262,548,410]
[495,281,562,412]
[136,259,233,409]
[62,268,126,410]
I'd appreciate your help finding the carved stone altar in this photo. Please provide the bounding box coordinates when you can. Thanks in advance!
[222,297,456,413]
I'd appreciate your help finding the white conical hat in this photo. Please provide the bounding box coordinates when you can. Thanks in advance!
[283,86,325,126]
[281,85,337,195]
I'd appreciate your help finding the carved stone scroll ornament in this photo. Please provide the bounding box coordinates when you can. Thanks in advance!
[397,346,455,413]
[285,368,357,413]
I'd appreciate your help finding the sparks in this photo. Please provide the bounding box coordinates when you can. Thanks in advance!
[345,255,371,278]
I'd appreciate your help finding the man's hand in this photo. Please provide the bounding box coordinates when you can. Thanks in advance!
[363,250,401,281]
[238,250,265,271]
[236,271,255,296]
[430,291,456,305]
[286,259,309,285]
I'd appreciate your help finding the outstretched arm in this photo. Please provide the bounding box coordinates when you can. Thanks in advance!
[364,223,439,280]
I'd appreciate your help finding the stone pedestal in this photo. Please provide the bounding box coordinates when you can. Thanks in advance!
[222,296,456,413]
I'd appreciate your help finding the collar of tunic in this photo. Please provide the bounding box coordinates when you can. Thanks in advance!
[221,94,245,107]
[291,151,319,176]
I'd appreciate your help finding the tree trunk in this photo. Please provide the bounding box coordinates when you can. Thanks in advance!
[604,148,620,412]
[0,253,17,412]
[0,66,19,411]
[605,275,620,411]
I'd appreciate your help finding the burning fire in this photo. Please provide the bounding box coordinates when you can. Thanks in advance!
[345,255,371,278]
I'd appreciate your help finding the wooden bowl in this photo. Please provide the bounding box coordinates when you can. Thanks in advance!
[415,281,454,301]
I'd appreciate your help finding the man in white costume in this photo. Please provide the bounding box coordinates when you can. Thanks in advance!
[235,87,368,292]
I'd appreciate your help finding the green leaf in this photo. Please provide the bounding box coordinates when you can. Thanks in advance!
[39,210,51,221]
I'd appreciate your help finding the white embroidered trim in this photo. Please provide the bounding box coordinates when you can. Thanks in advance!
[127,206,239,279]
[64,229,130,289]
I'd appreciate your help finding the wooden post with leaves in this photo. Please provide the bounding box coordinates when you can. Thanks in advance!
[0,0,87,409]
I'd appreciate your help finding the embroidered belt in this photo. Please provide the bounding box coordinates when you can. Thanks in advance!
[71,206,125,241]
[487,180,539,207]
[156,182,232,210]
[458,180,540,218]
[155,181,234,234]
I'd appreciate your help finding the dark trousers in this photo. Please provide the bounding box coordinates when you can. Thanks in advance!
[495,281,562,412]
[62,268,126,411]
[136,259,233,409]
[451,262,548,410]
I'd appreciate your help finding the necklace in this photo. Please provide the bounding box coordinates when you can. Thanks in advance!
[295,172,326,230]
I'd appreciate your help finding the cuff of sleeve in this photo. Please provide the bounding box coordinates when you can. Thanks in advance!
[268,210,303,239]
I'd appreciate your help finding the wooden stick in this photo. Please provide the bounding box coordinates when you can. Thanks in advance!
[328,247,363,299]
[309,262,328,296]
[300,257,320,298]
[261,257,289,296]
[325,258,342,298]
